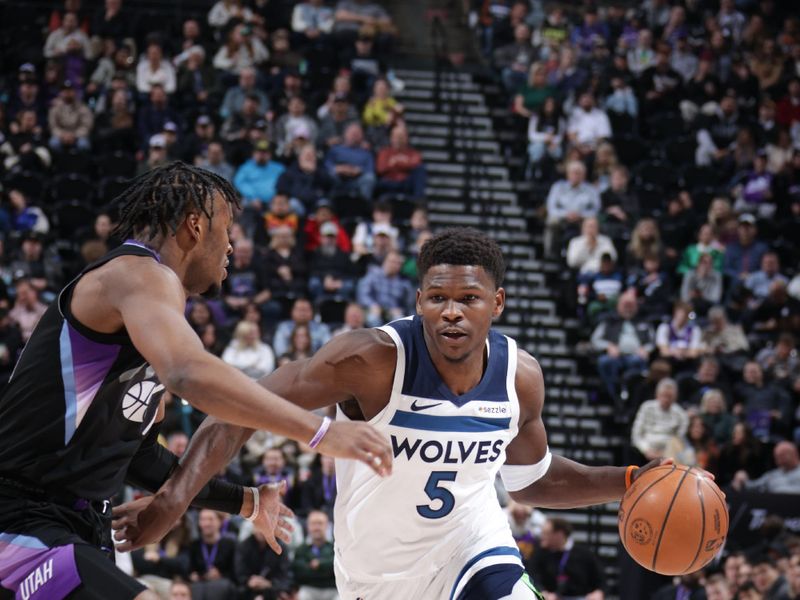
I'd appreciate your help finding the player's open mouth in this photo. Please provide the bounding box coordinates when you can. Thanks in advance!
[441,331,467,341]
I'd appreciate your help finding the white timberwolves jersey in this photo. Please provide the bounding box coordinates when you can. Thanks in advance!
[334,316,522,583]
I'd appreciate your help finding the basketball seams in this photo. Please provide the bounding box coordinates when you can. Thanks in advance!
[684,470,706,575]
[621,464,677,554]
[702,478,729,547]
[650,466,693,572]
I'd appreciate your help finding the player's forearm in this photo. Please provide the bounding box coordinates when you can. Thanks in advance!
[155,416,253,515]
[167,355,320,442]
[510,455,626,508]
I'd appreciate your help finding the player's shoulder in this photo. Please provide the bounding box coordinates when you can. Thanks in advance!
[88,253,184,306]
[327,327,397,364]
[513,345,545,411]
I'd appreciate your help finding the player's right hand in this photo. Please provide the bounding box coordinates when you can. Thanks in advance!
[316,421,393,477]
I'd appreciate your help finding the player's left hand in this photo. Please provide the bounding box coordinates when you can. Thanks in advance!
[252,481,295,555]
[111,494,158,551]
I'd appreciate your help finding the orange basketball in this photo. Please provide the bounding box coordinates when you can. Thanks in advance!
[618,464,728,576]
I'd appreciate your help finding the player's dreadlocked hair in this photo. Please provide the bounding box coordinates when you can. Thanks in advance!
[417,228,506,287]
[113,161,241,241]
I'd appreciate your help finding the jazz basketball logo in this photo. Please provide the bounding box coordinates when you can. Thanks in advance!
[119,364,164,434]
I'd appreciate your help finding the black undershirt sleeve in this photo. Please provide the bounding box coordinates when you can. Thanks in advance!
[125,422,244,515]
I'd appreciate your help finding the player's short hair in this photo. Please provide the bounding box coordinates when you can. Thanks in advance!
[417,228,506,288]
[113,161,240,241]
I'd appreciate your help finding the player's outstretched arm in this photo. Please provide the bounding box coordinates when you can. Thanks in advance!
[113,328,396,550]
[504,350,631,508]
[108,263,391,473]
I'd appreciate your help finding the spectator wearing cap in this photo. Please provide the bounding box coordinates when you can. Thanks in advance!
[292,0,335,44]
[276,144,333,215]
[180,115,216,163]
[309,221,356,303]
[722,214,769,281]
[303,199,351,253]
[197,140,234,182]
[175,45,216,112]
[351,201,399,260]
[272,298,331,357]
[273,96,318,158]
[136,40,176,96]
[375,125,425,200]
[136,133,169,175]
[137,84,181,152]
[44,11,91,60]
[162,121,181,159]
[7,69,46,125]
[48,80,93,151]
[234,140,286,213]
[318,93,357,148]
[357,250,414,328]
[219,67,269,121]
[9,279,47,343]
[324,122,375,201]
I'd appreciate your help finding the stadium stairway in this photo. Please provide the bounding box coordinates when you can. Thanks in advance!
[393,66,627,592]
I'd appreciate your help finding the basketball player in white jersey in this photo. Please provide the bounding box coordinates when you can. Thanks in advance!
[113,228,658,599]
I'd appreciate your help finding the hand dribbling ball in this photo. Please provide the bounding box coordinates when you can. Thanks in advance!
[619,464,728,575]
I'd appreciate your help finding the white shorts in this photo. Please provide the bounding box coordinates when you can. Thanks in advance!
[334,545,543,600]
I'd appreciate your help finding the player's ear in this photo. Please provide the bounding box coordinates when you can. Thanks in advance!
[185,211,203,241]
[415,289,422,316]
[492,287,505,318]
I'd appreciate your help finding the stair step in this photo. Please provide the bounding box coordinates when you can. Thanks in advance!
[397,89,485,104]
[406,125,495,139]
[411,135,501,153]
[403,100,490,115]
[428,176,513,190]
[426,162,508,178]
[404,112,492,128]
[393,68,472,81]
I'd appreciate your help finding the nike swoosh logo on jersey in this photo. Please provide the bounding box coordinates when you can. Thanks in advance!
[410,399,442,412]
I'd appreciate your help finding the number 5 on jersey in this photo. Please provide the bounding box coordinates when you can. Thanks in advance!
[417,471,457,519]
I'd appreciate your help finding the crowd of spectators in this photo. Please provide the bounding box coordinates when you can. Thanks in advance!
[0,0,431,598]
[484,0,800,471]
[479,0,800,597]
